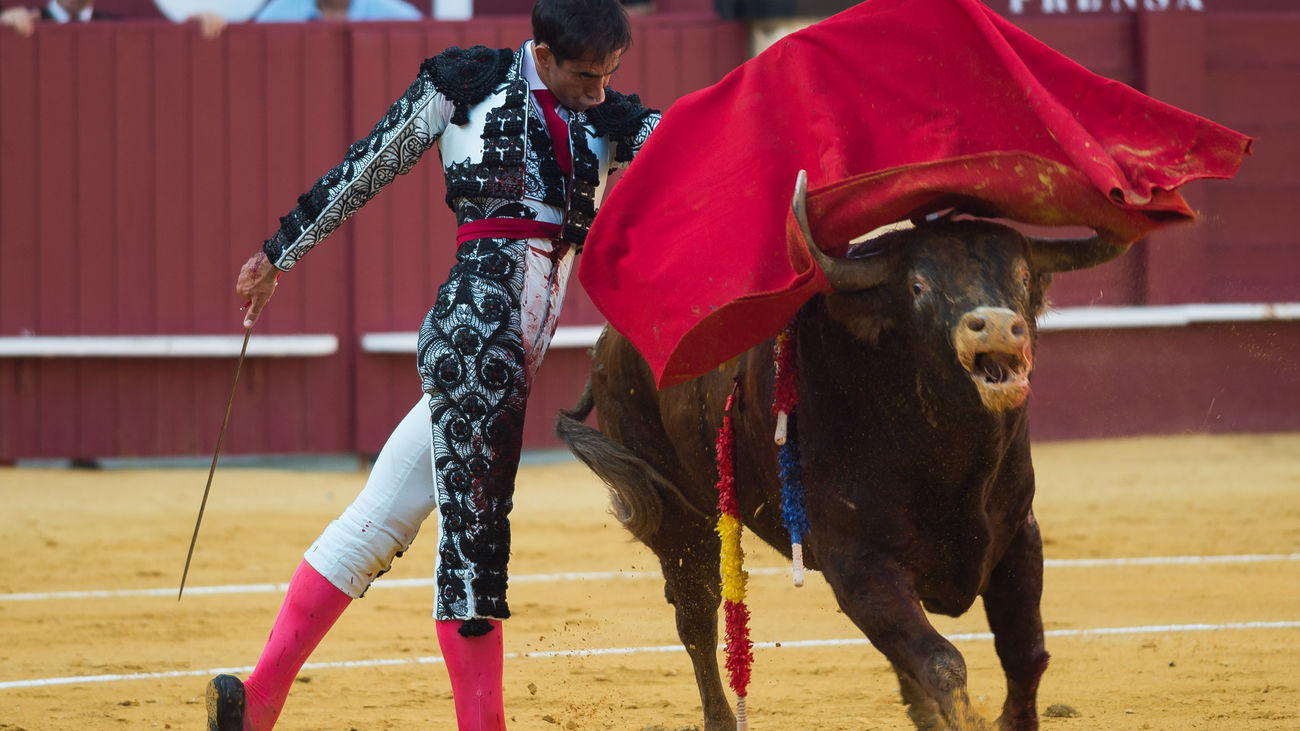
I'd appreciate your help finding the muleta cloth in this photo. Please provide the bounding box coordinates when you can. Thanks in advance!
[579,0,1253,389]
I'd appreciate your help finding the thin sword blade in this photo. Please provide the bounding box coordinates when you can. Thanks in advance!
[178,326,252,601]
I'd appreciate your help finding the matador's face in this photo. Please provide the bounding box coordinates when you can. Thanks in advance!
[533,43,623,112]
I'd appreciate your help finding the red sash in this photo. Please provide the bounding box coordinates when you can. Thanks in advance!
[456,218,562,245]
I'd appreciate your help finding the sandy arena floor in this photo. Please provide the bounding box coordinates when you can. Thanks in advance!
[1,432,1297,730]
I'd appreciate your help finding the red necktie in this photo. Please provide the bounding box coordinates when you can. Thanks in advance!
[532,89,572,176]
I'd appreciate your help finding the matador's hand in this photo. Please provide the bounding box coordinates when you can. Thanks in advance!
[235,251,279,328]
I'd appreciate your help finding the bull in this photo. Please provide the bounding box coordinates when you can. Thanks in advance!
[557,172,1129,730]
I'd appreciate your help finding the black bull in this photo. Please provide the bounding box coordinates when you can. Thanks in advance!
[557,174,1130,730]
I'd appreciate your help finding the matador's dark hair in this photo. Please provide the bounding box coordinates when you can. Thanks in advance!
[532,0,632,63]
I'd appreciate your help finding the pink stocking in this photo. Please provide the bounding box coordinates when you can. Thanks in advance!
[437,619,507,730]
[241,560,352,730]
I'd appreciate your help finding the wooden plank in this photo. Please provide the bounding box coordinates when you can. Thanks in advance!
[1206,16,1300,69]
[37,32,80,334]
[638,23,679,111]
[77,27,120,336]
[1041,251,1141,308]
[618,20,650,106]
[1015,17,1136,84]
[1200,185,1299,249]
[77,360,121,457]
[153,27,196,333]
[37,360,80,457]
[355,356,422,455]
[148,358,199,454]
[1205,240,1300,303]
[486,17,530,50]
[0,33,40,336]
[190,26,235,332]
[707,20,748,90]
[1030,323,1300,441]
[676,24,717,97]
[114,28,158,333]
[0,361,41,458]
[523,348,590,450]
[1140,10,1207,112]
[1206,68,1300,128]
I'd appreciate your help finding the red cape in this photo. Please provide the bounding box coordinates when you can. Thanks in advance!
[580,0,1252,388]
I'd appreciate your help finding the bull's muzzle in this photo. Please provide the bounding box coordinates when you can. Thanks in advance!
[954,307,1033,411]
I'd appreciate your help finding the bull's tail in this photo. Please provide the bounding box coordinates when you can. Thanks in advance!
[556,379,682,543]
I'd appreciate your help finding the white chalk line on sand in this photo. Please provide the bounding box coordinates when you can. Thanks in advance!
[3,552,1298,603]
[3,620,1298,691]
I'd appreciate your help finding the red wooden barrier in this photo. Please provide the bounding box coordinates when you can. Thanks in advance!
[0,11,1296,459]
[0,17,749,458]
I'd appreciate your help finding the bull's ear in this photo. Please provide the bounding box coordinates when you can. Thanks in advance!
[1028,231,1133,273]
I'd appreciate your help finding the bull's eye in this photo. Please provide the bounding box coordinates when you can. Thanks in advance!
[911,279,927,297]
[1019,268,1031,288]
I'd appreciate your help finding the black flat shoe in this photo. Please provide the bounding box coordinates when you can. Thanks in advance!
[206,674,245,731]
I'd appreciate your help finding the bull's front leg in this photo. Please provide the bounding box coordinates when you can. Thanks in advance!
[824,553,989,731]
[982,511,1048,730]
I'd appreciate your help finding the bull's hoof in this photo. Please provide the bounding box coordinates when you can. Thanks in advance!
[996,708,1043,730]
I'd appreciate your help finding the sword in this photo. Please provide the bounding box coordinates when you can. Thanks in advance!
[178,325,252,601]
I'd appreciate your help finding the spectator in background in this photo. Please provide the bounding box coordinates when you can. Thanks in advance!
[1,0,111,36]
[255,0,421,22]
[1,0,226,37]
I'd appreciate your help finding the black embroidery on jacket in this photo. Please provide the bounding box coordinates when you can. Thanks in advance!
[557,114,603,251]
[424,45,515,126]
[443,82,529,206]
[587,89,658,164]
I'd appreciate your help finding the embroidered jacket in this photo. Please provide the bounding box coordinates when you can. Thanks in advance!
[263,44,659,270]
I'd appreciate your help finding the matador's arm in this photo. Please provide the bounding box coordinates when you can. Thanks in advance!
[237,46,517,325]
[262,71,452,272]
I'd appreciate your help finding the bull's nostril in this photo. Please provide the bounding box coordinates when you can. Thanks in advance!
[966,317,986,332]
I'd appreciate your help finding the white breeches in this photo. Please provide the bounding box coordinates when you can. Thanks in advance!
[305,237,575,607]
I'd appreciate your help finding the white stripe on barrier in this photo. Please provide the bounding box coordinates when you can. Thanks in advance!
[361,324,607,353]
[1037,302,1300,331]
[359,303,1300,353]
[2,553,1296,602]
[0,334,338,358]
[2,620,1297,691]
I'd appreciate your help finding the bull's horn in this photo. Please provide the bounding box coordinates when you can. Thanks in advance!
[1028,231,1132,273]
[792,170,891,292]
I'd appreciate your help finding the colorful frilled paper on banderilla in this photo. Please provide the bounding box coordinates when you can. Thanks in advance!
[578,0,1252,389]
